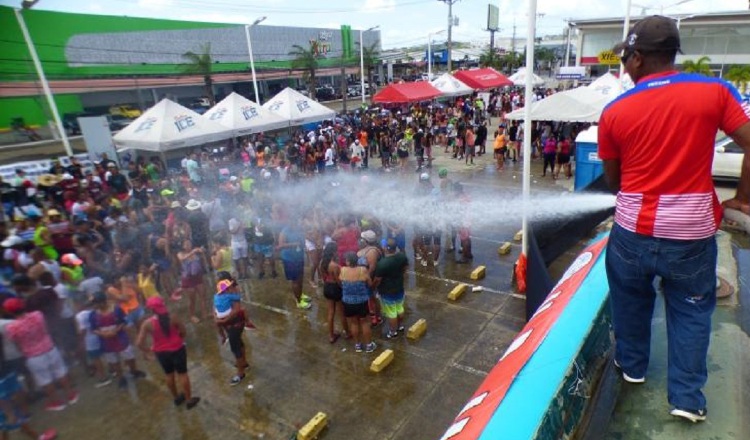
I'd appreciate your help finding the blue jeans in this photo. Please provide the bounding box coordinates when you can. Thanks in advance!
[606,223,717,411]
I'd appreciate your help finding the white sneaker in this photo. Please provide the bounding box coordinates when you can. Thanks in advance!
[670,407,706,423]
[614,359,645,384]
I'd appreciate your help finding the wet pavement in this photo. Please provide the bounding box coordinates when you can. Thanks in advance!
[34,144,577,439]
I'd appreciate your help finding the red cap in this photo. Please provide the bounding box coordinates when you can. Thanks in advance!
[3,297,26,314]
[145,296,168,315]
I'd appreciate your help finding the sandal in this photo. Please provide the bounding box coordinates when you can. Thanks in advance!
[329,333,341,344]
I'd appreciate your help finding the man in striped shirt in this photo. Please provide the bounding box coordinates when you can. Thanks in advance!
[598,16,750,423]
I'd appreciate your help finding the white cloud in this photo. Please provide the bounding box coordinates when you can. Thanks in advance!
[362,0,396,14]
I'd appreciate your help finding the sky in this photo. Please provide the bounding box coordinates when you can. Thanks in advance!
[1,0,747,49]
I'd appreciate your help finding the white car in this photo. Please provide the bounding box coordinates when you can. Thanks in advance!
[712,137,744,181]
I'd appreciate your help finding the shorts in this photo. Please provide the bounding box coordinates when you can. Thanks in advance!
[155,346,188,375]
[153,257,171,271]
[422,233,441,246]
[343,301,369,318]
[26,347,68,388]
[51,317,78,353]
[496,147,507,155]
[103,344,136,364]
[225,325,245,359]
[557,153,570,164]
[397,150,409,158]
[126,306,145,326]
[87,348,104,360]
[181,274,203,289]
[323,282,343,302]
[0,372,21,400]
[380,295,405,319]
[254,244,274,258]
[282,259,304,281]
[232,242,248,260]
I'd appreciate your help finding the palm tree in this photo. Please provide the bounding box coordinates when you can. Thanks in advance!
[181,43,215,104]
[355,40,380,96]
[479,47,501,69]
[499,52,523,74]
[289,44,320,99]
[682,56,713,76]
[724,65,750,94]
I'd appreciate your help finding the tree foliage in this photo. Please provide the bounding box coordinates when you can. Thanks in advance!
[289,44,320,99]
[181,43,215,104]
[682,56,713,76]
[724,65,750,94]
[356,40,381,94]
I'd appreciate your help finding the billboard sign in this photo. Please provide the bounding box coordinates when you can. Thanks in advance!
[487,4,500,31]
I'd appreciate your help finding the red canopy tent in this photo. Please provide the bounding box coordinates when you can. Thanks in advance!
[452,68,513,89]
[373,82,443,104]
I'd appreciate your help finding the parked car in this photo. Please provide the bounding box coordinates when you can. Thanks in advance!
[107,114,133,132]
[315,85,337,101]
[62,111,97,135]
[109,104,142,119]
[712,136,743,181]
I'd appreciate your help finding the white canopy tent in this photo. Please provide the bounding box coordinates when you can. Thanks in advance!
[262,87,336,126]
[204,92,288,136]
[113,99,231,152]
[508,68,545,86]
[430,73,474,97]
[505,73,627,122]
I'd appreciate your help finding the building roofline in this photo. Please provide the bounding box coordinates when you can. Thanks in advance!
[570,9,750,26]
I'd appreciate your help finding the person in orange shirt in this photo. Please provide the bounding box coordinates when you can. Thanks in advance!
[107,276,145,332]
[255,146,266,168]
[493,127,508,171]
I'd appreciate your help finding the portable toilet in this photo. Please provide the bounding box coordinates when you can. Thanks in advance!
[574,126,602,191]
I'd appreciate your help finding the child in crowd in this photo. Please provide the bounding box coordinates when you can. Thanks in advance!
[213,272,255,340]
[88,292,146,389]
[75,298,111,388]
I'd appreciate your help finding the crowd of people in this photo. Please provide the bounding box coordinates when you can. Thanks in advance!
[0,88,585,437]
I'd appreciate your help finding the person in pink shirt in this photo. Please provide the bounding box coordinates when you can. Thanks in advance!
[136,297,199,409]
[3,298,78,412]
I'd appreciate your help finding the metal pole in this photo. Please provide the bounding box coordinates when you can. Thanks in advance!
[619,0,632,77]
[360,29,366,104]
[447,0,453,71]
[15,8,72,155]
[564,22,572,67]
[521,0,538,257]
[428,33,432,79]
[245,24,260,103]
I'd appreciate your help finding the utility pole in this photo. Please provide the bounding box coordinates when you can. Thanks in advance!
[438,0,459,72]
[511,19,517,57]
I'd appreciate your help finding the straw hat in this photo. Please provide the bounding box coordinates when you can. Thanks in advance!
[37,174,62,187]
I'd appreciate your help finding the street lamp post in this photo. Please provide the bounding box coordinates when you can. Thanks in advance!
[620,0,633,77]
[245,16,266,104]
[360,26,379,104]
[427,30,446,80]
[15,5,72,155]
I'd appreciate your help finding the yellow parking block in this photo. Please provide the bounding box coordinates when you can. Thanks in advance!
[370,349,394,373]
[514,230,523,241]
[297,412,328,440]
[498,242,512,255]
[470,266,486,280]
[407,319,427,340]
[448,284,468,301]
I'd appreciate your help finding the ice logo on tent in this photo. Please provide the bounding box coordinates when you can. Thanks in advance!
[174,115,195,132]
[209,108,227,121]
[134,117,157,133]
[296,100,311,112]
[241,106,259,121]
[268,101,283,112]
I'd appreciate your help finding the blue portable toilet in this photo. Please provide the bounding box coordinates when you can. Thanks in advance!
[574,126,603,191]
